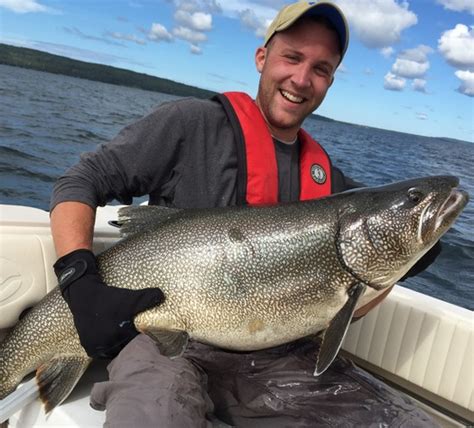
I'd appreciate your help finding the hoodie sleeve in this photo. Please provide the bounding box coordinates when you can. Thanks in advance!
[50,100,187,211]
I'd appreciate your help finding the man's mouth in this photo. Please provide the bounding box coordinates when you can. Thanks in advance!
[280,90,305,104]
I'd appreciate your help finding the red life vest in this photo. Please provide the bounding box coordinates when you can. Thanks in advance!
[217,92,332,205]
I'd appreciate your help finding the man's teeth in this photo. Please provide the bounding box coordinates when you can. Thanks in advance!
[281,90,304,103]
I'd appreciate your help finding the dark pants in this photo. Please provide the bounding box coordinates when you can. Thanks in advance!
[90,334,437,427]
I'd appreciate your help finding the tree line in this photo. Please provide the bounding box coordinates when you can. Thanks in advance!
[0,43,216,99]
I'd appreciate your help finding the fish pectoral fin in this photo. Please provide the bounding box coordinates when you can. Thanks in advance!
[314,282,367,376]
[143,328,189,359]
[36,355,91,413]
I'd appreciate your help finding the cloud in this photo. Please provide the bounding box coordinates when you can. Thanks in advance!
[148,23,173,42]
[167,0,216,53]
[391,45,433,78]
[334,0,417,48]
[106,31,146,45]
[412,79,427,93]
[63,27,125,46]
[436,0,474,15]
[174,10,212,31]
[173,0,221,14]
[381,47,394,58]
[384,72,406,91]
[173,26,208,43]
[438,24,474,71]
[391,58,429,78]
[14,40,152,68]
[208,72,249,86]
[190,44,203,55]
[0,0,52,13]
[455,70,474,96]
[239,8,271,38]
[416,112,428,120]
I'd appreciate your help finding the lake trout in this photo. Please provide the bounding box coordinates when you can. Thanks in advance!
[0,175,468,417]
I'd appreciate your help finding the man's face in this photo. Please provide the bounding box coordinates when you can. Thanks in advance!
[255,19,341,141]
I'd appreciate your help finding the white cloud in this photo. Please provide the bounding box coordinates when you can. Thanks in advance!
[168,1,217,53]
[438,24,474,71]
[148,23,173,42]
[0,0,53,13]
[398,44,433,62]
[173,0,221,14]
[384,71,406,91]
[412,79,427,93]
[381,47,394,58]
[174,10,212,31]
[392,58,429,78]
[391,45,433,78]
[173,26,208,43]
[416,112,428,120]
[334,0,417,48]
[455,70,474,96]
[239,8,271,38]
[190,44,203,55]
[107,31,146,45]
[436,0,474,15]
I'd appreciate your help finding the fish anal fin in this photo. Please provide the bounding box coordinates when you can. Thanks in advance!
[314,282,367,376]
[142,328,189,359]
[36,355,91,413]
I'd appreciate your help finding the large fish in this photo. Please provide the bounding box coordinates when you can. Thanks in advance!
[0,175,468,418]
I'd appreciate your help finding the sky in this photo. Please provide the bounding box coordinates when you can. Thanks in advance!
[1,0,473,142]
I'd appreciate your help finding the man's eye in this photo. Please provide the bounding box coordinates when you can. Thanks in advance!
[285,55,299,62]
[315,66,330,76]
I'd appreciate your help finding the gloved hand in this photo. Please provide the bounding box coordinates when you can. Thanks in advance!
[54,249,164,359]
[399,240,442,281]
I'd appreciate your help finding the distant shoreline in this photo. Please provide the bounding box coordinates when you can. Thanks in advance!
[0,43,216,99]
[0,43,470,144]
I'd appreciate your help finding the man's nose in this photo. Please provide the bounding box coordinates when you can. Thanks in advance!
[291,64,311,88]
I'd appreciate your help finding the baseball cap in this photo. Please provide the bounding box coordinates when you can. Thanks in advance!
[264,1,349,62]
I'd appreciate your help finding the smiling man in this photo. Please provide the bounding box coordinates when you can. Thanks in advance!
[255,14,343,142]
[50,1,439,426]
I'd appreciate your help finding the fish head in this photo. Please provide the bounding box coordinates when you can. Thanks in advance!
[336,175,469,290]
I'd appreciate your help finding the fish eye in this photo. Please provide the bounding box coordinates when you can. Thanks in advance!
[407,188,423,204]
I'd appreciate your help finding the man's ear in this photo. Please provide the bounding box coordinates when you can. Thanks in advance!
[255,46,266,73]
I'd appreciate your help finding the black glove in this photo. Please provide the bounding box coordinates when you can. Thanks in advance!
[54,249,165,359]
[399,240,442,281]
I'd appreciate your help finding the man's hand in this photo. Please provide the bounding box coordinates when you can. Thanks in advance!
[54,249,164,359]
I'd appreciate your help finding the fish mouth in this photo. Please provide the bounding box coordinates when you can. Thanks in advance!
[435,188,469,230]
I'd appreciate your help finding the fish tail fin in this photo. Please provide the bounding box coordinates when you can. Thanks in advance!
[36,355,91,413]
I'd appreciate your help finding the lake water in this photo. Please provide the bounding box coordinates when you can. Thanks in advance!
[0,64,472,309]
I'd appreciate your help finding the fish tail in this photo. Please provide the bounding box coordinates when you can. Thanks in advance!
[36,355,91,413]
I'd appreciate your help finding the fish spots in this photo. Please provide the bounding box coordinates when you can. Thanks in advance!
[248,319,265,334]
[228,227,245,243]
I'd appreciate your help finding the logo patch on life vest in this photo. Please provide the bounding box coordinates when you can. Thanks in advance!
[310,164,326,184]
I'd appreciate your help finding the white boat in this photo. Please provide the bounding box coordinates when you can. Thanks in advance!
[0,204,472,427]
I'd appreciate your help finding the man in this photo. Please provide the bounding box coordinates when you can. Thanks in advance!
[51,1,439,426]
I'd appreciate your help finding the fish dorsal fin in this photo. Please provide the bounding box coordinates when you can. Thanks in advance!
[314,282,366,376]
[116,205,182,238]
[142,328,189,359]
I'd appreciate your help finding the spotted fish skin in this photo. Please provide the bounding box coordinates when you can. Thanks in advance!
[0,175,468,412]
[103,200,354,351]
